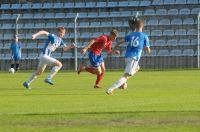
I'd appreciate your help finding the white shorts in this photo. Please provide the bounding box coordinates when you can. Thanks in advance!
[38,54,57,70]
[124,58,139,76]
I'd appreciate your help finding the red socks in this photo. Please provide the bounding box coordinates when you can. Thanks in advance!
[95,72,104,85]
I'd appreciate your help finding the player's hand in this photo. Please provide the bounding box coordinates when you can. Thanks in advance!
[114,50,120,55]
[80,48,87,54]
[32,34,37,40]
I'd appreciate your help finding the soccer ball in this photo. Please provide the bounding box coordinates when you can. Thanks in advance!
[119,82,127,89]
[9,68,15,74]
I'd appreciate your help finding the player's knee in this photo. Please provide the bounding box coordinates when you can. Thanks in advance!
[55,61,62,68]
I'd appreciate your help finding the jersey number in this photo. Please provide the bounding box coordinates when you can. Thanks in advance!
[130,37,139,47]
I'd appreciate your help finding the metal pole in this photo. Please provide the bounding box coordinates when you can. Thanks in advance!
[197,13,200,68]
[15,14,20,36]
[74,13,79,71]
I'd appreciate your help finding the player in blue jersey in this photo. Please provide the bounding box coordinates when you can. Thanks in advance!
[23,27,74,89]
[106,17,151,95]
[10,35,21,72]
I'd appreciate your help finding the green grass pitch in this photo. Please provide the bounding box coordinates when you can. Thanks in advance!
[0,70,200,132]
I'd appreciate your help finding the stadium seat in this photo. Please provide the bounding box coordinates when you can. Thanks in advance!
[187,0,199,4]
[154,40,166,46]
[2,24,13,29]
[11,4,21,9]
[182,49,194,56]
[144,9,156,16]
[121,11,132,17]
[110,12,121,17]
[78,12,87,18]
[81,32,91,38]
[46,23,57,28]
[63,3,74,8]
[92,32,102,37]
[152,0,163,5]
[157,50,169,56]
[175,29,186,35]
[90,22,100,27]
[86,2,96,8]
[176,0,187,4]
[53,3,64,8]
[159,19,170,25]
[27,43,37,49]
[101,21,112,26]
[44,13,55,18]
[183,18,194,24]
[163,30,174,36]
[191,8,200,14]
[168,9,178,15]
[128,1,140,6]
[51,53,61,58]
[55,13,66,18]
[151,30,162,36]
[187,29,197,35]
[79,22,89,27]
[167,39,178,46]
[96,2,106,7]
[1,14,12,19]
[32,3,42,9]
[139,1,151,6]
[112,21,123,27]
[144,30,150,35]
[171,18,182,25]
[107,2,118,7]
[67,13,76,18]
[21,3,32,9]
[34,13,43,19]
[75,2,85,8]
[88,12,98,18]
[118,1,129,6]
[1,4,10,9]
[119,32,126,37]
[28,53,39,59]
[99,12,109,17]
[170,49,182,56]
[178,39,190,45]
[156,9,167,15]
[164,0,175,4]
[22,13,33,19]
[191,39,197,45]
[35,23,45,28]
[24,23,34,29]
[179,8,190,15]
[61,52,73,59]
[43,3,53,8]
[68,23,74,28]
[147,19,158,25]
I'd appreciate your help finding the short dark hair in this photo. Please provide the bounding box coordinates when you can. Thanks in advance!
[128,17,144,31]
[110,29,118,37]
[57,26,66,32]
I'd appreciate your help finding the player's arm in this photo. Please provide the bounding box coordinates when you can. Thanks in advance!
[80,39,95,54]
[108,39,126,55]
[32,30,49,39]
[144,35,151,54]
[63,44,75,51]
[145,46,151,54]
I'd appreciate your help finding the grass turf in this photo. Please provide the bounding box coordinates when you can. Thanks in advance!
[0,70,200,132]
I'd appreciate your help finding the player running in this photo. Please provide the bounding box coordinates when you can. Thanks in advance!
[23,27,74,89]
[106,17,151,95]
[78,29,120,88]
[10,35,21,72]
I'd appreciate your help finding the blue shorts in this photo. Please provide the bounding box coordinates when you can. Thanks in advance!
[88,51,104,67]
[11,55,21,61]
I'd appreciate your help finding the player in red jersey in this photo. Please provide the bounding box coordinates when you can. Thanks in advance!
[78,29,120,88]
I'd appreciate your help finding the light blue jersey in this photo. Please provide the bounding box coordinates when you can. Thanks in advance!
[42,33,65,56]
[10,42,21,57]
[124,32,150,61]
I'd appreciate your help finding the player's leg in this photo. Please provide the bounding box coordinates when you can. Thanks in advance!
[94,62,105,88]
[107,58,138,95]
[45,56,62,85]
[10,55,15,69]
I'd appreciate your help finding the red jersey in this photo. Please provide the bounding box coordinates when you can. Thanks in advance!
[90,35,112,55]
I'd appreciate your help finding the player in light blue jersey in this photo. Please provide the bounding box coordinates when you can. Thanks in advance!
[10,35,21,72]
[107,17,151,95]
[23,27,74,89]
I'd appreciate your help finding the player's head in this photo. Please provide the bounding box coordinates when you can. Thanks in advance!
[57,26,66,38]
[109,29,118,41]
[128,16,144,31]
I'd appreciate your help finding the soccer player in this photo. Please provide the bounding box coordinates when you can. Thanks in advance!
[78,29,120,88]
[106,17,151,95]
[23,27,74,89]
[10,35,21,72]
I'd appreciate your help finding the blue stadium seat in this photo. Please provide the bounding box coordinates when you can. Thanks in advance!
[145,50,157,56]
[34,13,43,19]
[121,11,132,17]
[11,4,21,9]
[44,13,55,18]
[175,29,186,35]
[171,18,182,25]
[191,39,197,45]
[191,8,200,14]
[187,29,197,35]
[2,24,13,29]
[99,12,109,17]
[68,23,74,28]
[107,2,118,7]
[119,32,126,37]
[187,0,199,4]
[144,9,155,16]
[163,30,174,36]
[92,32,102,37]
[96,2,106,7]
[139,1,151,6]
[21,3,32,9]
[81,32,91,38]
[156,9,167,15]
[147,19,158,25]
[112,21,123,27]
[88,12,98,18]
[176,0,187,4]
[79,22,89,27]
[55,13,66,18]
[28,53,39,59]
[182,49,194,56]
[183,18,194,24]
[178,39,190,45]
[110,12,121,17]
[51,53,61,58]
[170,49,182,56]
[61,52,73,59]
[164,0,175,4]
[22,13,33,19]
[53,3,63,8]
[157,50,169,56]
[35,23,45,28]
[128,1,140,6]
[75,2,85,8]
[27,43,37,49]
[151,30,162,36]
[144,30,150,35]
[154,40,165,46]
[43,3,53,8]
[179,8,190,15]
[86,2,96,8]
[152,0,163,5]
[119,1,129,6]
[46,23,57,28]
[168,9,178,15]
[167,39,178,46]
[1,14,12,19]
[101,21,112,26]
[57,23,68,27]
[63,3,74,8]
[159,19,170,25]
[90,22,100,27]
[24,23,34,29]
[32,3,42,9]
[1,4,10,9]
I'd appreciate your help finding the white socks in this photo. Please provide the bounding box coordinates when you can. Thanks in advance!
[47,66,61,79]
[26,72,37,84]
[109,76,127,90]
